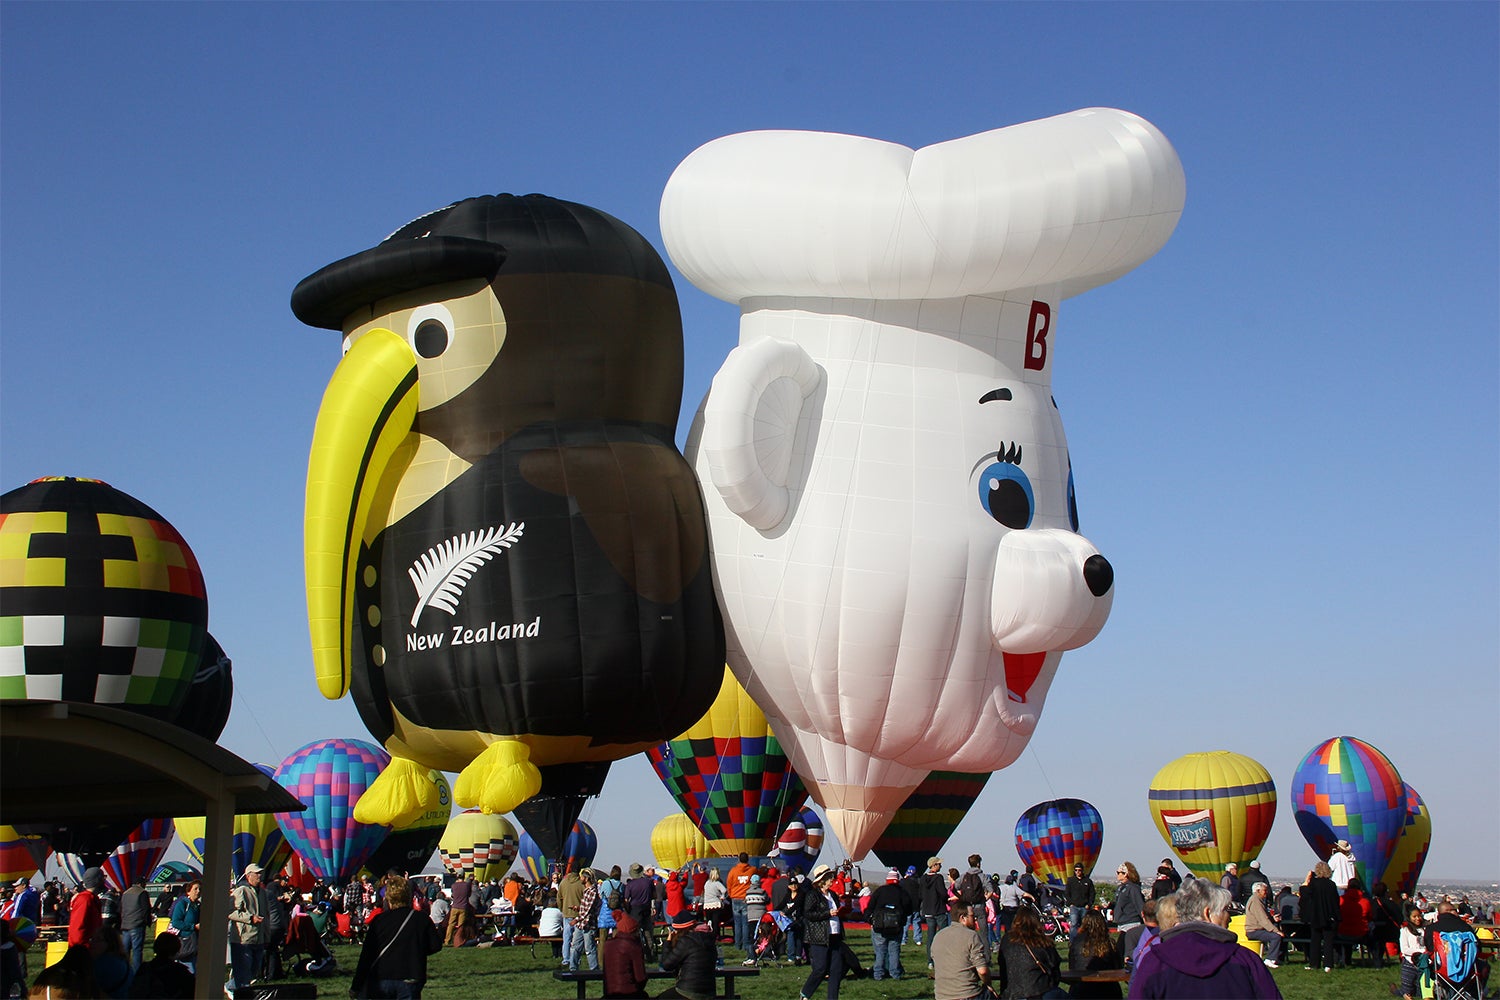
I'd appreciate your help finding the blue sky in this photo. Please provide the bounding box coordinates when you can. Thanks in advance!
[3,2,1495,881]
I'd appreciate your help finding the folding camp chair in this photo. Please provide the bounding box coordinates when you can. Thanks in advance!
[1430,928,1481,1000]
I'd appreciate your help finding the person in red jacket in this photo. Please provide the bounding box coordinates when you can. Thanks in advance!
[664,871,689,925]
[1337,877,1374,967]
[68,868,104,948]
[602,910,648,998]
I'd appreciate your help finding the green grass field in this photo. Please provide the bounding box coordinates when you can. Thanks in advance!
[282,931,1408,999]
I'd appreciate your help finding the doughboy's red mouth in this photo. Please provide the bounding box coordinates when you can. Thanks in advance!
[1004,651,1046,703]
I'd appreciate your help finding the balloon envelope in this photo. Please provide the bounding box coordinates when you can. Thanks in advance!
[177,764,295,881]
[438,810,519,882]
[1148,751,1276,878]
[516,820,596,881]
[769,806,824,874]
[0,826,47,883]
[647,666,808,856]
[1379,782,1431,897]
[651,813,713,872]
[149,860,201,884]
[1014,798,1104,885]
[364,769,452,876]
[1292,736,1404,888]
[875,772,992,876]
[274,738,391,882]
[99,818,175,892]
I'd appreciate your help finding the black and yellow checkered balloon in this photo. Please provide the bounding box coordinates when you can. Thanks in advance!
[0,477,207,712]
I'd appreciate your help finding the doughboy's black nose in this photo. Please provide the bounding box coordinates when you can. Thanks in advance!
[1083,554,1113,597]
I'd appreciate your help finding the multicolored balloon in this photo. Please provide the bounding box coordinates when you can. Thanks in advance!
[438,810,519,882]
[1015,798,1104,884]
[274,738,391,882]
[149,860,201,884]
[364,768,451,876]
[1148,751,1276,878]
[875,772,993,876]
[647,666,808,856]
[516,819,596,881]
[0,477,207,714]
[651,813,712,872]
[171,632,233,742]
[1292,736,1405,888]
[99,818,174,892]
[0,826,47,883]
[176,766,294,881]
[1379,782,1430,897]
[292,195,723,829]
[667,111,1183,856]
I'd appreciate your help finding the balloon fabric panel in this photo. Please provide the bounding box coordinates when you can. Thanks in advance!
[873,771,991,875]
[1379,783,1431,897]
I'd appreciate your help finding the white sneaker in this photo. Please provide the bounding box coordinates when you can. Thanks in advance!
[1264,959,1279,968]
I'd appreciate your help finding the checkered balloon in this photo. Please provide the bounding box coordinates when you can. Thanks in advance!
[438,809,518,881]
[0,477,207,711]
[274,738,391,881]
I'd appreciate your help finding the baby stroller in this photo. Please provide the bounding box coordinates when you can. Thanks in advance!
[748,912,788,966]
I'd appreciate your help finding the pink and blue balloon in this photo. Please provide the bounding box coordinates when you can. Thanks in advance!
[274,738,391,881]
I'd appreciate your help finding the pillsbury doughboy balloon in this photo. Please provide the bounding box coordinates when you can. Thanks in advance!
[663,109,1185,857]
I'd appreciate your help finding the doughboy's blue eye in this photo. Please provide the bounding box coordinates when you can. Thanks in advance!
[979,462,1033,529]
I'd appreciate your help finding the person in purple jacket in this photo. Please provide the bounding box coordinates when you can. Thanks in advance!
[1132,879,1282,999]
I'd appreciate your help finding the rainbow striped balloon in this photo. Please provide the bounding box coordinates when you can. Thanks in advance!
[1015,797,1103,884]
[274,738,391,881]
[1292,736,1405,889]
[99,818,175,891]
[874,771,992,876]
[1148,751,1276,879]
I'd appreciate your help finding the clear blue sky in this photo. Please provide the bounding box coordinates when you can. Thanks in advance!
[3,2,1495,881]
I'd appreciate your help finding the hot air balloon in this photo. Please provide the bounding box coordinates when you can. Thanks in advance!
[651,813,713,872]
[1292,736,1405,888]
[1380,782,1431,897]
[281,852,316,894]
[1148,751,1276,878]
[291,195,723,832]
[98,818,175,892]
[1014,798,1103,885]
[666,112,1184,856]
[170,632,233,742]
[364,768,452,876]
[274,738,391,882]
[769,807,824,874]
[516,820,596,882]
[647,666,808,857]
[871,772,992,876]
[0,477,207,716]
[0,826,47,884]
[52,853,88,887]
[149,860,201,884]
[438,810,519,882]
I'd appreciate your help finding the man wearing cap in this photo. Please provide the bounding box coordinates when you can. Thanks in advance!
[228,863,267,995]
[659,911,717,1000]
[1220,863,1241,904]
[920,857,950,970]
[1238,859,1269,906]
[867,868,912,981]
[11,880,39,930]
[741,875,769,965]
[68,867,105,948]
[899,866,923,946]
[622,863,654,936]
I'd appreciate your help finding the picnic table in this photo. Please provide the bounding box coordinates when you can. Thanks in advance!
[1061,967,1131,984]
[553,965,758,999]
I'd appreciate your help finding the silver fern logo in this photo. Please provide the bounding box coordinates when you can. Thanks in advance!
[407,523,525,626]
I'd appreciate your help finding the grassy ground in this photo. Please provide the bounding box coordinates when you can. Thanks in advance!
[280,932,1410,999]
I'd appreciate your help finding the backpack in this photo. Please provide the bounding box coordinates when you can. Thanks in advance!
[957,872,985,906]
[871,900,904,933]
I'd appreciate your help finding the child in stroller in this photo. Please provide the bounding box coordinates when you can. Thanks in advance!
[749,911,789,966]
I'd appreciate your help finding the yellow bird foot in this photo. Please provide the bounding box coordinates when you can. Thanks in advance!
[453,740,542,814]
[354,757,442,828]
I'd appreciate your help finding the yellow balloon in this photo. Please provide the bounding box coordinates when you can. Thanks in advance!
[651,813,713,872]
[437,810,518,882]
[1147,750,1276,879]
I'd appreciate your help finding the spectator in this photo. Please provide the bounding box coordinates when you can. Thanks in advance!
[69,867,105,948]
[1128,897,1165,992]
[1112,862,1146,961]
[1337,877,1373,967]
[931,904,990,1000]
[1243,880,1286,969]
[797,864,847,1000]
[955,855,994,953]
[227,863,267,995]
[920,857,951,970]
[91,925,130,999]
[1131,879,1281,999]
[726,853,756,954]
[1237,860,1269,904]
[445,876,474,949]
[566,869,601,973]
[658,911,717,1000]
[865,868,910,981]
[601,910,647,999]
[117,876,153,975]
[1064,863,1095,939]
[127,933,193,999]
[899,866,924,945]
[1069,909,1123,998]
[1274,885,1299,922]
[350,877,443,1000]
[1298,861,1340,973]
[698,868,727,939]
[776,875,805,965]
[742,876,769,966]
[1219,863,1240,903]
[1398,907,1425,1000]
[996,906,1061,1000]
[167,881,201,972]
[1328,841,1357,892]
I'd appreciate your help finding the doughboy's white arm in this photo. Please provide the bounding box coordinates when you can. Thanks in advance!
[698,337,822,531]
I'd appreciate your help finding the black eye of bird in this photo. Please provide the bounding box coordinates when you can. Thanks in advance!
[413,318,450,359]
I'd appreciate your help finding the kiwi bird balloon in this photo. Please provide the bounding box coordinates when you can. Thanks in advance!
[663,110,1184,856]
[292,195,723,827]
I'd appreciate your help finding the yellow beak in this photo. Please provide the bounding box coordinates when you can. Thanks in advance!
[304,328,418,698]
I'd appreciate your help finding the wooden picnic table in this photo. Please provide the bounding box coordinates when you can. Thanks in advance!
[553,965,758,999]
[1061,967,1131,984]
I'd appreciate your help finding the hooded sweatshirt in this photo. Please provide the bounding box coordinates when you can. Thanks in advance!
[1131,920,1283,999]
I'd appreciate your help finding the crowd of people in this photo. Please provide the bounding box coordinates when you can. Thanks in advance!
[2,844,1495,1000]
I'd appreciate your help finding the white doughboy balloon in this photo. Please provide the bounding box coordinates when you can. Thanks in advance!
[666,109,1184,857]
